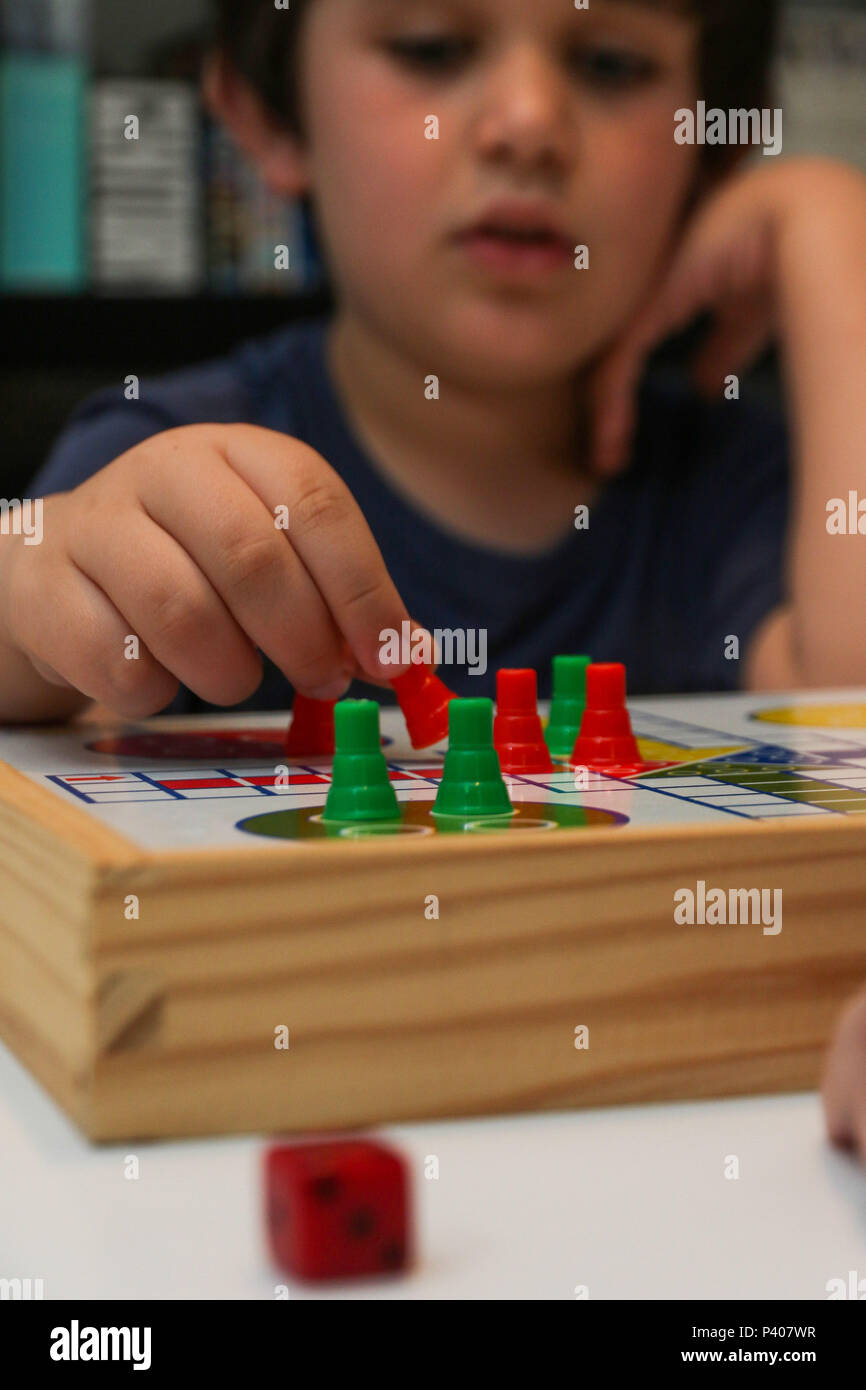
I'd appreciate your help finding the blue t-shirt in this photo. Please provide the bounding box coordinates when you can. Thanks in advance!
[32,317,788,709]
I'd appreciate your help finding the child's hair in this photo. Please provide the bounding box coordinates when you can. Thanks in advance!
[209,0,779,173]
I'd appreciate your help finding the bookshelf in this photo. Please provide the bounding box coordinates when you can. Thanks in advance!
[0,0,326,490]
[2,1,862,293]
[92,0,209,78]
[2,0,863,306]
[1,0,324,299]
[1,0,862,493]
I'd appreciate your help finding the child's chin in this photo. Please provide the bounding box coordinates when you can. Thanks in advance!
[445,325,594,384]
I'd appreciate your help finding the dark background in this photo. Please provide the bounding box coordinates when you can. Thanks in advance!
[2,0,863,499]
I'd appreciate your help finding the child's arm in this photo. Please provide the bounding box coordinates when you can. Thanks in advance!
[758,163,866,689]
[591,157,866,690]
[0,423,411,724]
[822,987,866,1164]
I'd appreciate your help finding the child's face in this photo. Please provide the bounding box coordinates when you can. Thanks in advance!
[296,0,700,385]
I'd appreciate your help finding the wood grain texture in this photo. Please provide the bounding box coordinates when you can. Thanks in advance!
[2,756,866,1141]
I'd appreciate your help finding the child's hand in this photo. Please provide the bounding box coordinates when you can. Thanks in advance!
[822,987,866,1164]
[590,157,866,476]
[0,424,411,717]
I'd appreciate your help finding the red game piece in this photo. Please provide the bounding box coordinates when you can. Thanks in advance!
[285,694,336,757]
[265,1139,410,1282]
[570,663,642,771]
[390,662,454,748]
[493,669,554,774]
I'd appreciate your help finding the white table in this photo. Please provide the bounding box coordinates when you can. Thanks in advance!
[2,1041,865,1301]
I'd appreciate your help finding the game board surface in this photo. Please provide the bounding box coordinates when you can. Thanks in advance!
[4,687,866,1143]
[4,688,866,852]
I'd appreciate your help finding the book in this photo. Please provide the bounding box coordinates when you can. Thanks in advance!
[89,79,203,293]
[0,0,90,290]
[203,116,321,295]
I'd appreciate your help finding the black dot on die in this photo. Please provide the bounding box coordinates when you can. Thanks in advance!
[381,1241,405,1270]
[313,1175,341,1203]
[346,1206,377,1239]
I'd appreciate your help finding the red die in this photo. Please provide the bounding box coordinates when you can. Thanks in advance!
[265,1139,411,1282]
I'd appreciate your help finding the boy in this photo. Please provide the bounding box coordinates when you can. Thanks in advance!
[1,0,865,724]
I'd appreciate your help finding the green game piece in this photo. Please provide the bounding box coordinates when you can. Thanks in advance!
[433,698,514,819]
[323,700,400,823]
[545,655,591,758]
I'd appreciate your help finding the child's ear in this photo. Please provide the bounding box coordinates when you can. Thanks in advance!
[200,50,310,199]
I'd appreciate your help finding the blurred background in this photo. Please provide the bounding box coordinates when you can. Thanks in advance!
[1,0,864,497]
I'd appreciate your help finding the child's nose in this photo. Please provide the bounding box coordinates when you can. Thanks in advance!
[471,45,576,172]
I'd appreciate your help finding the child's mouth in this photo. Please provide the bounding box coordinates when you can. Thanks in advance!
[455,226,574,276]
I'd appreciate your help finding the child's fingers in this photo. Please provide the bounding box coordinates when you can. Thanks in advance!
[591,260,706,476]
[821,989,866,1157]
[690,299,775,398]
[590,306,664,476]
[822,1047,855,1149]
[215,427,412,679]
[28,655,75,689]
[590,192,774,477]
[126,438,358,698]
[9,558,179,718]
[346,621,437,688]
[68,506,264,708]
[854,1093,866,1164]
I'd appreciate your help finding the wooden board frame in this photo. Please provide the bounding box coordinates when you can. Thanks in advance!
[3,748,866,1145]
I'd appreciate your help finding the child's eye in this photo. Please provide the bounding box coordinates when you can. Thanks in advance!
[383,35,477,75]
[568,45,659,92]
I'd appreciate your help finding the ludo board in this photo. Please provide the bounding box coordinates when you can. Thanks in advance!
[2,688,866,1142]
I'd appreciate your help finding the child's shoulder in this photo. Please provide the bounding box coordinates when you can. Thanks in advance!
[32,318,328,497]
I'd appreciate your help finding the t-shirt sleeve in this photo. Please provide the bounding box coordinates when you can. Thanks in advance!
[30,357,250,497]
